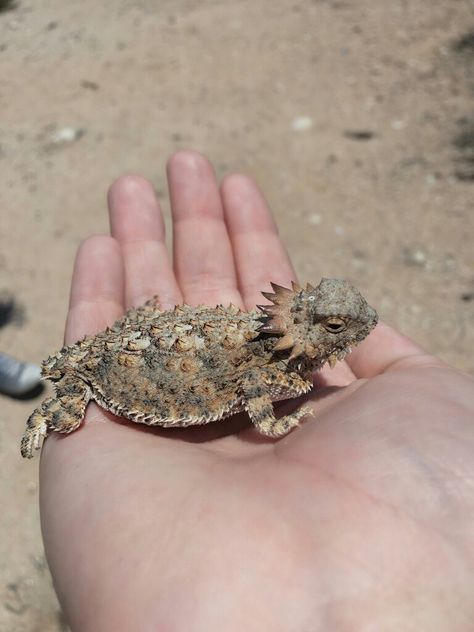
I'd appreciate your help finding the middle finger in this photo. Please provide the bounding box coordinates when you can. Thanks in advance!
[167,151,243,308]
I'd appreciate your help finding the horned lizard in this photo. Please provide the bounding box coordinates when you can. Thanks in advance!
[21,278,377,458]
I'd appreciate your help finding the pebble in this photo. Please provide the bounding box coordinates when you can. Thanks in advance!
[402,245,427,267]
[291,116,314,131]
[391,120,405,130]
[307,213,321,225]
[50,127,84,144]
[343,130,375,141]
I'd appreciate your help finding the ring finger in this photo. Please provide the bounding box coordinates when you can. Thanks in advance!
[221,173,356,387]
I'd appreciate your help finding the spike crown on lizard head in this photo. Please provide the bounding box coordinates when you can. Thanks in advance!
[258,278,378,367]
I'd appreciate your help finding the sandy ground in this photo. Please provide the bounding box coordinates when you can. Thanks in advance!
[0,0,473,629]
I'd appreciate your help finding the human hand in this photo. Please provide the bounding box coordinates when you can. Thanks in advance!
[40,151,474,631]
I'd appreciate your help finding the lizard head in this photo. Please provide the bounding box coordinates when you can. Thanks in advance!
[257,278,378,369]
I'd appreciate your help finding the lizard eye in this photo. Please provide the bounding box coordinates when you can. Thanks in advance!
[323,318,346,333]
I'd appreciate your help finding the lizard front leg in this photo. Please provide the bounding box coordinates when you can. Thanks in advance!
[241,369,312,438]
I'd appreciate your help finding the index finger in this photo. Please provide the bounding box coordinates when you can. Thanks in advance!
[65,235,125,345]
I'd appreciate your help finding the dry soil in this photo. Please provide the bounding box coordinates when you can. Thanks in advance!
[1,1,473,630]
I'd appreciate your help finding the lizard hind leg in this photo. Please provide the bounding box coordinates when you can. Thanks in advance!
[21,377,91,458]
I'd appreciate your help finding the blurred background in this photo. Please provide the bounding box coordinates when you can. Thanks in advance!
[0,0,473,629]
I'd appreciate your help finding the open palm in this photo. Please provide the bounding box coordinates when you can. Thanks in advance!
[40,152,474,632]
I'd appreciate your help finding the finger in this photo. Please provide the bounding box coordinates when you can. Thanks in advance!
[221,173,356,387]
[65,236,124,345]
[220,173,296,309]
[346,321,447,377]
[108,175,182,310]
[167,151,243,307]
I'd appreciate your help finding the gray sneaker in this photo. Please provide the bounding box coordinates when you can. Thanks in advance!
[0,353,42,396]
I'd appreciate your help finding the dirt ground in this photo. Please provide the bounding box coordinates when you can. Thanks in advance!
[0,0,473,629]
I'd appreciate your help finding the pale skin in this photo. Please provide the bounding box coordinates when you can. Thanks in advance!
[40,151,474,632]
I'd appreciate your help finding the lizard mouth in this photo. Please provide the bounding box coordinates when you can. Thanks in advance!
[326,346,353,368]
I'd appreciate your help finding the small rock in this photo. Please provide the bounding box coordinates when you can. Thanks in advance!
[402,245,427,267]
[80,79,99,90]
[391,120,405,130]
[452,31,474,54]
[50,127,84,144]
[291,116,314,131]
[343,129,375,141]
[307,213,321,225]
